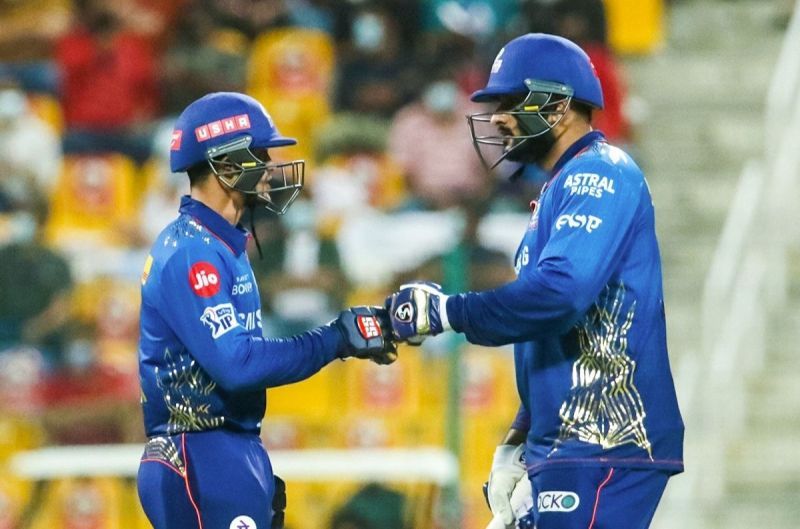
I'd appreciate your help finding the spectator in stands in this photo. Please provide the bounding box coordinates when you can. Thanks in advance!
[249,200,350,337]
[393,198,515,294]
[311,113,407,229]
[387,69,491,210]
[247,26,336,169]
[0,83,62,244]
[0,242,73,359]
[200,0,295,41]
[160,7,247,116]
[0,0,71,94]
[56,0,160,164]
[550,0,632,144]
[419,0,520,44]
[334,2,421,119]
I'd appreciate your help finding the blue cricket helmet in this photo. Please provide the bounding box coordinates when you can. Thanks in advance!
[471,33,604,109]
[169,92,296,173]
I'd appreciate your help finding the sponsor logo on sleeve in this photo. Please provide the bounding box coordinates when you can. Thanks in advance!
[188,262,221,297]
[555,214,602,233]
[537,491,580,513]
[563,173,615,198]
[357,315,382,339]
[231,273,254,296]
[200,303,240,339]
[238,310,262,331]
[514,245,529,275]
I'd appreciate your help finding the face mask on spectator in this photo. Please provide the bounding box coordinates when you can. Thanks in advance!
[0,88,26,126]
[423,81,459,114]
[352,13,385,51]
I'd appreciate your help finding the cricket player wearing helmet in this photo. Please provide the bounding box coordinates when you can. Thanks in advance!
[137,92,397,529]
[387,34,684,529]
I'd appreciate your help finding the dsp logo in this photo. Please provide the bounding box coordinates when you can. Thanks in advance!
[357,315,382,339]
[189,262,220,297]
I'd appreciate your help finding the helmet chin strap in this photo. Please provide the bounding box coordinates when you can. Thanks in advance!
[248,203,264,260]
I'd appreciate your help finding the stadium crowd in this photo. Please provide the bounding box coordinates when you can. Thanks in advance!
[0,1,633,528]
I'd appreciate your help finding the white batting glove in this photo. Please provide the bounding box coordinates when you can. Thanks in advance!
[485,472,533,529]
[487,444,526,526]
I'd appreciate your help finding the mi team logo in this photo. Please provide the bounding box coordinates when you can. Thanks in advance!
[201,303,240,339]
[357,315,382,340]
[491,47,505,73]
[537,491,580,513]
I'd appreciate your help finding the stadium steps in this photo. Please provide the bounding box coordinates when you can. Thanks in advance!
[625,0,784,362]
[713,253,800,529]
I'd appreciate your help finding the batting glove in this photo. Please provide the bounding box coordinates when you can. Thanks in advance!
[333,306,398,365]
[385,281,450,345]
[487,444,527,526]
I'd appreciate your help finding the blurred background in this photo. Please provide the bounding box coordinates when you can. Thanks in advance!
[0,0,798,528]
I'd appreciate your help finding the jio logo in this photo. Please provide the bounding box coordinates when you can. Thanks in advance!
[188,261,221,297]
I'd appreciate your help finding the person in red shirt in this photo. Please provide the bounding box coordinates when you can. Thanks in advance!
[56,0,160,163]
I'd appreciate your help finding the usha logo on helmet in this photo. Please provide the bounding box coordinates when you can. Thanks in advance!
[194,114,251,142]
[168,92,305,216]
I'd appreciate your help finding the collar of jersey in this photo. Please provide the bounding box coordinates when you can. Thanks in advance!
[179,195,248,256]
[550,130,606,177]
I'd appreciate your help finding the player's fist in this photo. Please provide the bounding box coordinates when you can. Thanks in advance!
[385,281,449,345]
[334,306,398,365]
[487,444,527,526]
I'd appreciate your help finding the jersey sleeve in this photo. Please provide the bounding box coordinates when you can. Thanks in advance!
[447,158,643,345]
[156,246,342,392]
[511,403,531,433]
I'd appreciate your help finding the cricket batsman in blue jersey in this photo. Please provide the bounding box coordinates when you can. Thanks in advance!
[387,34,684,529]
[137,92,397,529]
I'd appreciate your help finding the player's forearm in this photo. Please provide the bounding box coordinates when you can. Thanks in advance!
[501,428,528,446]
[445,271,589,346]
[205,325,342,391]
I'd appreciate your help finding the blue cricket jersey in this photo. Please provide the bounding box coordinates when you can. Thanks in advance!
[447,131,684,475]
[138,196,342,437]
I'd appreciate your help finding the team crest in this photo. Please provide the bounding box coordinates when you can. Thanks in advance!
[200,303,239,339]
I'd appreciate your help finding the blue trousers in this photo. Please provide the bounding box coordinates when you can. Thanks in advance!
[137,430,275,529]
[528,466,670,529]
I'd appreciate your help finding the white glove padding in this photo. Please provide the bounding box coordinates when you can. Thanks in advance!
[485,473,533,529]
[487,444,527,526]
